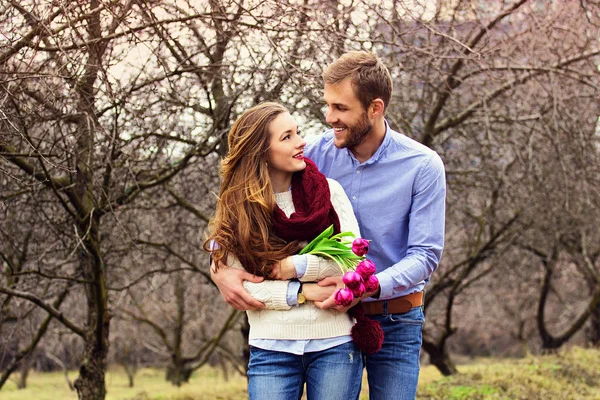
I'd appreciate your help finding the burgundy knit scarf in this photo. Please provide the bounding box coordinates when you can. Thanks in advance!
[272,158,340,241]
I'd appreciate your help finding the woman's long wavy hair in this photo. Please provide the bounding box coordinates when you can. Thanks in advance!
[203,102,302,277]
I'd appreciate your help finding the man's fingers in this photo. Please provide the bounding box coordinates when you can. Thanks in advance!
[243,272,265,283]
[229,300,246,311]
[227,292,264,311]
[239,290,265,309]
[315,296,336,309]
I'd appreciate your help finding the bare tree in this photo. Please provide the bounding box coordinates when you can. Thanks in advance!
[2,1,599,391]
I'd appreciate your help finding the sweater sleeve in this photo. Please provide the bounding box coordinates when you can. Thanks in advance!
[243,281,292,310]
[225,254,292,310]
[301,178,362,282]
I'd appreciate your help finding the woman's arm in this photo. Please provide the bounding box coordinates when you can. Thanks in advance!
[302,281,343,302]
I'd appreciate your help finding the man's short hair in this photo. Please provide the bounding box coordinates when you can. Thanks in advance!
[323,51,393,113]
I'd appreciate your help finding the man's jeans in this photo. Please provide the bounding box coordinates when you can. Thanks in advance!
[365,306,425,400]
[247,341,363,400]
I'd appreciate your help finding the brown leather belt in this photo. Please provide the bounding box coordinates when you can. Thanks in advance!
[362,292,423,315]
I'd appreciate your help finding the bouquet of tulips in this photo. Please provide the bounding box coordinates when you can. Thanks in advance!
[300,225,378,306]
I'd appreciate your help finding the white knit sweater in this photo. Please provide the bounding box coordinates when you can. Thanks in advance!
[232,178,361,340]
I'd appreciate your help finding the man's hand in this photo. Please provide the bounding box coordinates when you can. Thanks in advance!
[271,256,296,280]
[210,261,265,311]
[314,276,380,312]
[313,276,346,310]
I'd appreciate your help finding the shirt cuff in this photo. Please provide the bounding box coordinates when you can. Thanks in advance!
[376,271,394,299]
[292,255,307,278]
[287,280,301,306]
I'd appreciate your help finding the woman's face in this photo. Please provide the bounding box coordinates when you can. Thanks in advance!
[267,112,306,175]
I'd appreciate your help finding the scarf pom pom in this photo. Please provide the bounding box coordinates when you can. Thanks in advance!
[349,304,384,354]
[351,317,384,354]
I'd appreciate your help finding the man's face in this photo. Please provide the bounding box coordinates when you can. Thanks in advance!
[324,78,372,150]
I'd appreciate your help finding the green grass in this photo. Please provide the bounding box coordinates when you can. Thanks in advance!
[1,347,599,399]
[0,367,248,400]
[418,347,600,400]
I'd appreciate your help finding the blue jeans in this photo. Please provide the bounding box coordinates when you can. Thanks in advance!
[247,341,363,400]
[364,306,424,400]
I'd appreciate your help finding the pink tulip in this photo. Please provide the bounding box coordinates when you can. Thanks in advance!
[334,288,354,306]
[343,271,364,288]
[356,260,376,279]
[352,238,370,256]
[350,283,366,297]
[364,274,379,293]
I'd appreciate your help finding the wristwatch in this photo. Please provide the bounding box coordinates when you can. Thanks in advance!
[297,282,306,304]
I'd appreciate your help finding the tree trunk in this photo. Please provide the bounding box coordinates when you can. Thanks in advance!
[128,372,135,388]
[165,275,191,386]
[166,361,193,386]
[73,303,109,399]
[73,221,109,400]
[538,256,600,350]
[17,356,32,389]
[121,362,136,388]
[422,339,458,376]
[586,296,600,346]
[74,331,108,400]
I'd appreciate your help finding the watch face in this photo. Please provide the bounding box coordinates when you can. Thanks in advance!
[298,292,306,304]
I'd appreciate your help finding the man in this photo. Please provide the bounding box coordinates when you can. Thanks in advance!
[211,51,446,399]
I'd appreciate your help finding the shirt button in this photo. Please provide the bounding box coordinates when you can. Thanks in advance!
[356,170,361,174]
[352,196,357,200]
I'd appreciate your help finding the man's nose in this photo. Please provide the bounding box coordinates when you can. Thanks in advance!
[325,107,336,124]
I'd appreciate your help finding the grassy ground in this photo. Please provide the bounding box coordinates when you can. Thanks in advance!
[418,347,600,400]
[1,347,598,399]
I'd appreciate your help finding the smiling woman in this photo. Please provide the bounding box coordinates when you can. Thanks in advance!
[203,102,364,399]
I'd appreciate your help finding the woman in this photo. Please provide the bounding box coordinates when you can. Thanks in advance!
[204,102,363,399]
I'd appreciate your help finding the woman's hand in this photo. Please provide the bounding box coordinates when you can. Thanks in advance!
[302,282,339,303]
[271,256,297,280]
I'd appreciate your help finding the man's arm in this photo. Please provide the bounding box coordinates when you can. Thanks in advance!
[375,153,446,298]
[210,260,265,311]
[315,153,446,309]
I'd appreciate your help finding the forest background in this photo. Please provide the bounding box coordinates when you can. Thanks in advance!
[1,0,600,399]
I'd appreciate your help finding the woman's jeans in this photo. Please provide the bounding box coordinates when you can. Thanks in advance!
[247,341,363,400]
[365,306,425,400]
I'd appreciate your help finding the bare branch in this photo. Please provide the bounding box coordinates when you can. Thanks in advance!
[0,287,84,337]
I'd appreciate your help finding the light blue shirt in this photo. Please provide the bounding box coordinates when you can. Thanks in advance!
[305,121,446,301]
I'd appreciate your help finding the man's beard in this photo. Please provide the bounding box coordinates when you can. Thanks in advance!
[341,112,372,149]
